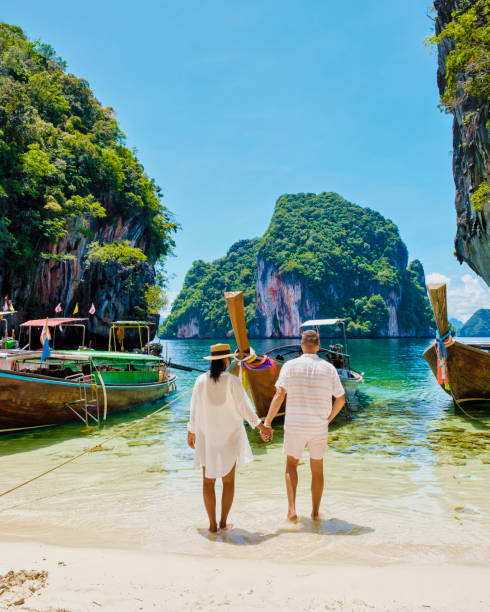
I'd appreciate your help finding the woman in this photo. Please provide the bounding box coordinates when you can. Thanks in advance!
[187,343,271,532]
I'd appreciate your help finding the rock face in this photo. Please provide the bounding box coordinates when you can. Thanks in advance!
[434,0,490,285]
[10,214,158,347]
[252,255,318,337]
[162,193,434,339]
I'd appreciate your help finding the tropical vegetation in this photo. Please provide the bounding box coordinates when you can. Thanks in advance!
[161,193,434,338]
[0,23,177,297]
[428,0,490,211]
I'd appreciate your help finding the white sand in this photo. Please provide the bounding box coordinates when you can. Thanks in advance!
[1,540,489,611]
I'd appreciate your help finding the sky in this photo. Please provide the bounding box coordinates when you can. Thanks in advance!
[3,0,488,322]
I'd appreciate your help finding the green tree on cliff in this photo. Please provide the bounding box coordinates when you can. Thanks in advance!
[161,193,434,338]
[0,23,178,294]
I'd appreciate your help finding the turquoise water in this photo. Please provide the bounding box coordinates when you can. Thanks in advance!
[0,338,489,565]
[1,337,489,467]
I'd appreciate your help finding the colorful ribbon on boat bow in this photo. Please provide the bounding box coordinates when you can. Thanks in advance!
[231,347,276,391]
[435,330,453,387]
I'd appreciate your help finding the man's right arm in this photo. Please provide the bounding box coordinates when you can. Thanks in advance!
[328,394,345,424]
[264,386,286,430]
[328,368,345,424]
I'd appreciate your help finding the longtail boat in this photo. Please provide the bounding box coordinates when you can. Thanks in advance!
[0,318,177,433]
[225,291,363,419]
[422,283,490,409]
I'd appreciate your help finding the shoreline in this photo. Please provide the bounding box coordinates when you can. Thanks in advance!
[2,540,490,611]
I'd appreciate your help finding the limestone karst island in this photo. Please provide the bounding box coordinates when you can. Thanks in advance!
[0,1,489,611]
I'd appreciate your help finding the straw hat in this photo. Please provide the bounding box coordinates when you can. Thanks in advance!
[203,343,235,360]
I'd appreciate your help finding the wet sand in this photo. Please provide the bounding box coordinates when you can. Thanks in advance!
[1,438,490,610]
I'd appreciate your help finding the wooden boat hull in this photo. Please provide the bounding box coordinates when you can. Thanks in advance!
[423,340,490,405]
[224,292,361,419]
[423,282,490,409]
[0,370,177,432]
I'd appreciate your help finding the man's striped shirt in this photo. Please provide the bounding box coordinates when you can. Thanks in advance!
[275,353,345,436]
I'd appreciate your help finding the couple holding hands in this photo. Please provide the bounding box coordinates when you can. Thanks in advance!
[187,330,346,532]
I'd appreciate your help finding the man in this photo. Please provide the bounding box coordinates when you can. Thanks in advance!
[264,330,345,521]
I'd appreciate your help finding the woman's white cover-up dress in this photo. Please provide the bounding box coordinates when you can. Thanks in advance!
[188,372,261,478]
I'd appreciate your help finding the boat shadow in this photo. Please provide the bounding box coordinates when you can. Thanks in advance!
[197,517,374,545]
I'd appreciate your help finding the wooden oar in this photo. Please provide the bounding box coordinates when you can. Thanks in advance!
[168,360,206,373]
[224,291,250,359]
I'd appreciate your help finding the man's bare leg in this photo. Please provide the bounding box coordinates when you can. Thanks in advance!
[310,457,324,520]
[202,467,217,532]
[220,463,236,530]
[285,456,299,521]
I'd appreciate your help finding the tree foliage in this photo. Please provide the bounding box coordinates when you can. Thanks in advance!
[161,193,433,338]
[428,0,490,112]
[85,240,147,267]
[0,22,178,286]
[161,238,260,337]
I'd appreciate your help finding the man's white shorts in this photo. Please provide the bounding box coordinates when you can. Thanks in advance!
[283,431,328,460]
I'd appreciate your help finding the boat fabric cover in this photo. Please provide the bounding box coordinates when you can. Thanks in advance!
[21,318,88,327]
[301,318,344,327]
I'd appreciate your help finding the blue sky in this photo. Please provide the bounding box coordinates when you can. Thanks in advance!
[4,0,488,320]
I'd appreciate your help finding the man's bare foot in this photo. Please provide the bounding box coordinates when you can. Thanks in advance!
[219,521,234,531]
[311,512,321,521]
[287,508,298,522]
[209,522,218,533]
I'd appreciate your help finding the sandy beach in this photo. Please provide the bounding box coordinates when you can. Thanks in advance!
[2,540,490,611]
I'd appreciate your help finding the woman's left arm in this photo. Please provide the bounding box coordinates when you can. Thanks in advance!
[231,377,261,428]
[187,379,200,449]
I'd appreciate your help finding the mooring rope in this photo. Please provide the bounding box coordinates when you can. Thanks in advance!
[0,387,193,500]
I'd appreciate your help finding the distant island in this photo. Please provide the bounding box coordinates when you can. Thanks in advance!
[459,309,490,337]
[161,192,434,339]
[0,23,177,343]
[449,317,463,334]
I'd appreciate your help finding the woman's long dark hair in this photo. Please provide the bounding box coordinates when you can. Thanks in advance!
[210,358,228,383]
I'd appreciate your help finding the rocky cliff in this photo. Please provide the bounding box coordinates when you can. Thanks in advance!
[433,0,490,285]
[161,193,434,339]
[0,23,177,345]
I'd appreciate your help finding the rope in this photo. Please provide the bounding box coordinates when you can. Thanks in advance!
[0,387,192,500]
[449,389,489,425]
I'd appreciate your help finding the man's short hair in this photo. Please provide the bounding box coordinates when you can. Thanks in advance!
[301,330,319,347]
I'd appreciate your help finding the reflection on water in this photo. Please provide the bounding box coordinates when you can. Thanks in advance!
[0,338,489,565]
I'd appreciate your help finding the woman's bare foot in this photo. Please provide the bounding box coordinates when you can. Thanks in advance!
[209,522,218,533]
[287,508,298,522]
[311,512,322,521]
[219,521,234,531]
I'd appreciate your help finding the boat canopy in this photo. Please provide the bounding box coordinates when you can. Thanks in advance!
[12,350,163,364]
[21,318,88,327]
[301,318,345,327]
[112,321,153,326]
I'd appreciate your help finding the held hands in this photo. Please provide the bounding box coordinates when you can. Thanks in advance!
[258,422,273,442]
[187,431,196,449]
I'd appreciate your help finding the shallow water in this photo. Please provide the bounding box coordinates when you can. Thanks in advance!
[0,338,489,566]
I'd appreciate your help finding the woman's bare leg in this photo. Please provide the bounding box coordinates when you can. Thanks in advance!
[220,463,236,529]
[202,467,217,532]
